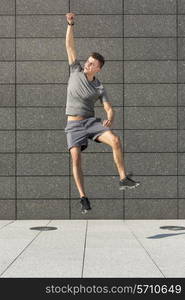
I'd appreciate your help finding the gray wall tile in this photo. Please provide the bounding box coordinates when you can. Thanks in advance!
[71,176,124,198]
[178,154,185,175]
[125,153,177,175]
[124,130,177,152]
[0,85,15,106]
[16,0,68,14]
[125,176,177,198]
[17,177,69,198]
[0,0,15,14]
[124,15,176,37]
[0,154,15,175]
[124,84,177,106]
[124,107,177,129]
[124,0,176,14]
[0,39,15,60]
[17,108,66,129]
[17,16,66,37]
[96,61,123,83]
[0,200,15,219]
[178,38,185,60]
[178,61,185,83]
[124,38,176,60]
[16,38,66,61]
[16,84,67,107]
[17,199,69,219]
[81,153,118,175]
[17,62,68,84]
[125,199,177,220]
[178,176,185,198]
[17,154,69,175]
[70,0,123,14]
[71,199,124,219]
[179,130,185,152]
[178,0,185,13]
[0,108,15,129]
[178,16,185,36]
[0,62,15,83]
[17,131,68,152]
[0,16,15,37]
[178,107,185,129]
[124,61,177,83]
[76,38,123,60]
[0,132,15,152]
[0,177,15,198]
[178,84,185,105]
[178,199,185,218]
[76,16,122,37]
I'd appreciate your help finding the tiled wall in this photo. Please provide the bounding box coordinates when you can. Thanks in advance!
[0,0,183,219]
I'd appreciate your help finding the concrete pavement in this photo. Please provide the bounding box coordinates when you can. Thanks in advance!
[0,219,185,278]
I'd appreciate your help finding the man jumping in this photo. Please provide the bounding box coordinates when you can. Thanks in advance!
[65,13,140,214]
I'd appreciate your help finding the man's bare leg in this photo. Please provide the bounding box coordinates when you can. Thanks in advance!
[96,131,126,180]
[70,146,87,198]
[112,140,127,180]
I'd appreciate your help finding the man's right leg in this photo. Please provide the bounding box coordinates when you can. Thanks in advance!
[70,146,91,213]
[70,146,87,198]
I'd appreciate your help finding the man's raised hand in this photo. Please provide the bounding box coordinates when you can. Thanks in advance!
[66,13,75,25]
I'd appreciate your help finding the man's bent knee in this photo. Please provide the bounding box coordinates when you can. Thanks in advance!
[70,146,81,164]
[112,135,121,148]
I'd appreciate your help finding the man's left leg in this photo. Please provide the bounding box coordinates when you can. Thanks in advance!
[96,130,140,189]
[96,130,126,180]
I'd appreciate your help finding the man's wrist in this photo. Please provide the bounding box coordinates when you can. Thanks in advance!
[67,21,74,26]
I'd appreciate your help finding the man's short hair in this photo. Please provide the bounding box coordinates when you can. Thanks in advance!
[90,52,105,68]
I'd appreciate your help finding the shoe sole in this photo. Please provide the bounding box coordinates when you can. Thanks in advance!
[81,205,92,214]
[119,183,140,191]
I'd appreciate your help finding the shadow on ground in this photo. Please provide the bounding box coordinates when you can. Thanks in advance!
[147,226,185,239]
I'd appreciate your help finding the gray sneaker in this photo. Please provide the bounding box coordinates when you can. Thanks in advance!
[119,176,140,190]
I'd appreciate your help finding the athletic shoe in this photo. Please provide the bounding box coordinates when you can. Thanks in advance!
[80,197,92,214]
[119,176,140,190]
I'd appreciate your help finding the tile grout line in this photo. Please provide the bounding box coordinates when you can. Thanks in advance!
[0,220,15,230]
[176,0,179,219]
[81,220,88,278]
[68,0,71,219]
[122,0,125,220]
[125,221,165,278]
[15,0,17,220]
[0,220,51,277]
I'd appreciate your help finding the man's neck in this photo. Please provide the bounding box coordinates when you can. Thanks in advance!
[85,73,95,82]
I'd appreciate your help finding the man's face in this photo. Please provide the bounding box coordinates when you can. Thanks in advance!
[84,56,101,74]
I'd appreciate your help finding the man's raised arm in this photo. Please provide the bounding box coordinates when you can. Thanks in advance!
[65,13,77,65]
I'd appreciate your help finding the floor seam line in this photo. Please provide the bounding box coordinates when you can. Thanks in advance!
[0,221,16,230]
[125,222,165,278]
[81,220,88,278]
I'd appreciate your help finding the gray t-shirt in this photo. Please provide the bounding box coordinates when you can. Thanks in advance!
[65,59,109,117]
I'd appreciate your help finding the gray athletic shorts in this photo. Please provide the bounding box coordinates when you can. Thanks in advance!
[64,117,111,151]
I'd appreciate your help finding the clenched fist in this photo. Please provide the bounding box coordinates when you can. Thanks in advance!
[66,12,75,25]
